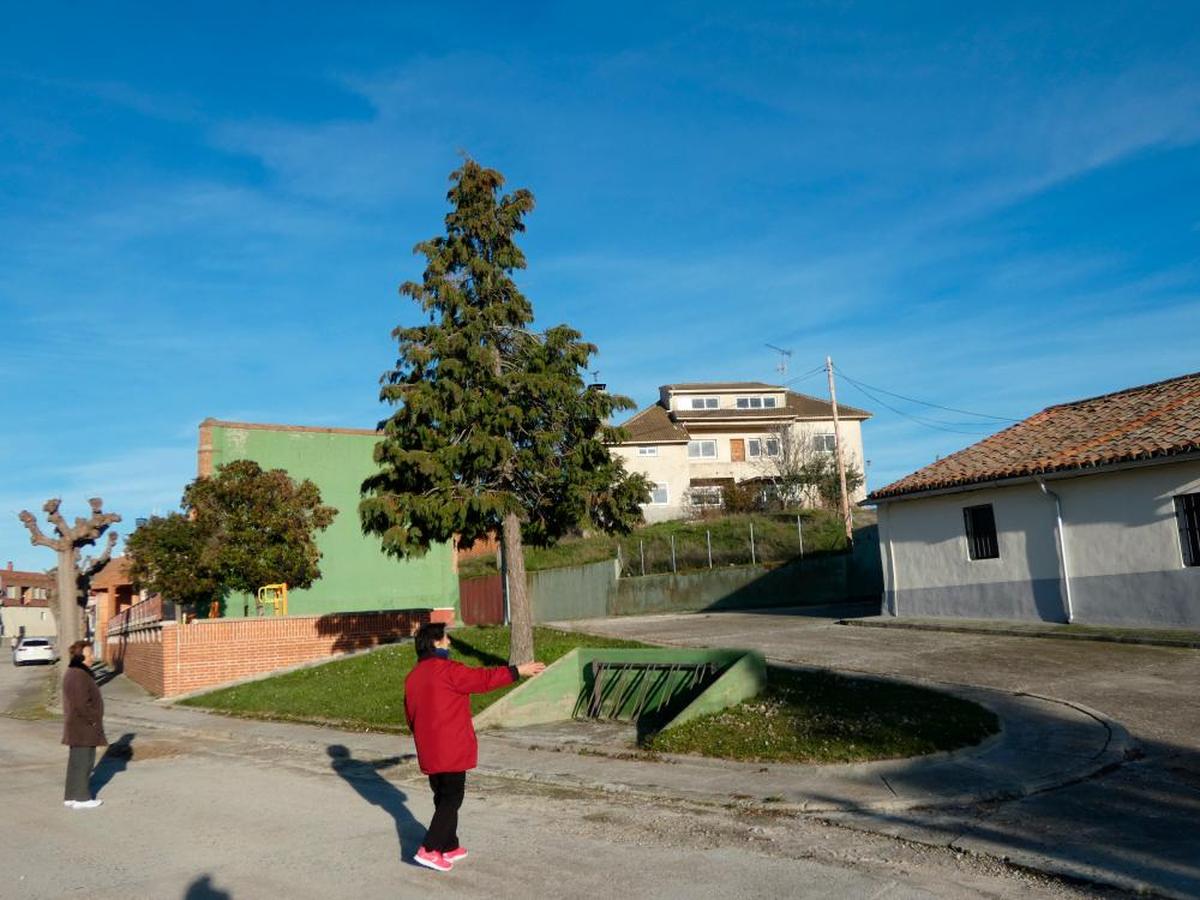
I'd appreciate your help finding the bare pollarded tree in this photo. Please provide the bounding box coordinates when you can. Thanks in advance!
[18,498,121,651]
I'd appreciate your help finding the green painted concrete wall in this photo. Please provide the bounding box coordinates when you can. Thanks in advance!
[204,422,457,617]
[608,531,883,617]
[529,559,617,623]
[517,527,883,622]
[473,647,766,733]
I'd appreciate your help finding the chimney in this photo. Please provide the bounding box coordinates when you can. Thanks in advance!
[6,561,12,571]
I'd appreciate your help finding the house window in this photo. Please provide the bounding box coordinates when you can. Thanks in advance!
[689,397,719,410]
[812,433,837,452]
[763,397,777,408]
[690,486,723,507]
[1174,493,1200,566]
[735,397,764,409]
[687,440,717,459]
[5,586,16,600]
[637,446,659,457]
[963,504,999,560]
[747,438,780,458]
[650,483,669,505]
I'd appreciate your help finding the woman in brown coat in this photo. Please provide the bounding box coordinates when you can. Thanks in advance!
[62,639,106,809]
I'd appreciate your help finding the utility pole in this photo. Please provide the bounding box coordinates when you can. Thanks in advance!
[826,356,853,544]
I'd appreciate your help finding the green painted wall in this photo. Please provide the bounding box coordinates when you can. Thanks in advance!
[204,421,457,617]
[472,647,766,732]
[529,559,617,623]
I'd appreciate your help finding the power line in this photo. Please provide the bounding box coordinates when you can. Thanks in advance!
[782,364,826,388]
[833,366,1021,423]
[836,376,1006,436]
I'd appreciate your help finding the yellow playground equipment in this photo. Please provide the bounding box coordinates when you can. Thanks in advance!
[255,583,289,617]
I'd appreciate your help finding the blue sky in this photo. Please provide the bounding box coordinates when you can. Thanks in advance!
[2,2,1199,568]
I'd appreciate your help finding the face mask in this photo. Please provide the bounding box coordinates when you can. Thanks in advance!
[434,648,450,660]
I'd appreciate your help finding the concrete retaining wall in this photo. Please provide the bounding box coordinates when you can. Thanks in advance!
[529,560,618,623]
[463,530,883,624]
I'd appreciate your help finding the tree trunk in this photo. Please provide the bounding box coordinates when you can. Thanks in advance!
[56,549,81,651]
[502,511,533,665]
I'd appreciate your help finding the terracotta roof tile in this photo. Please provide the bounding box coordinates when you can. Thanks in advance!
[91,557,132,590]
[616,405,690,442]
[869,371,1200,501]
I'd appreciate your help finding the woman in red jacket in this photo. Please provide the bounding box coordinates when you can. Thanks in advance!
[405,622,544,872]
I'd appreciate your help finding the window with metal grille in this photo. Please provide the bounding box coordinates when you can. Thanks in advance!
[963,504,999,560]
[1175,493,1200,566]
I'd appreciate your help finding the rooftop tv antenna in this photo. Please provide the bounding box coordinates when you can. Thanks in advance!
[765,344,792,379]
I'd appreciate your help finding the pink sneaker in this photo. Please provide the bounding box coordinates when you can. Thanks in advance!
[414,847,452,872]
[443,847,468,862]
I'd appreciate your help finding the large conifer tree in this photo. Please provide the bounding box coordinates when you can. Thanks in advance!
[361,160,648,664]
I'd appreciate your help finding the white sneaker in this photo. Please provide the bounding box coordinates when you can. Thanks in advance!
[71,799,103,809]
[63,800,76,808]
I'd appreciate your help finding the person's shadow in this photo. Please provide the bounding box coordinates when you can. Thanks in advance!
[326,745,425,863]
[92,733,135,797]
[183,874,231,898]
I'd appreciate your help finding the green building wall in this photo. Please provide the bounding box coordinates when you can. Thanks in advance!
[199,419,458,618]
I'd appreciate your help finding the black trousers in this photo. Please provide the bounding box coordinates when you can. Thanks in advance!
[424,772,466,853]
[64,746,96,801]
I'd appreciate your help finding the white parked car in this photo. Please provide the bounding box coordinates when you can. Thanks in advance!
[12,637,58,666]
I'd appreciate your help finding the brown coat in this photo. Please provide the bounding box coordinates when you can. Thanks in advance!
[62,663,107,747]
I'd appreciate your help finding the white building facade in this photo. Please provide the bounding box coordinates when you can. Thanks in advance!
[871,373,1200,628]
[613,382,871,523]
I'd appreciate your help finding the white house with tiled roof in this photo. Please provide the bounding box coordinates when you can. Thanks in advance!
[613,382,871,522]
[869,371,1200,628]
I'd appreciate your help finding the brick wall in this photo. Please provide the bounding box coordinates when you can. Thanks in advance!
[109,607,456,698]
[107,624,169,697]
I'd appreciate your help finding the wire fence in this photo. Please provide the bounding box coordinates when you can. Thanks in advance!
[615,516,820,577]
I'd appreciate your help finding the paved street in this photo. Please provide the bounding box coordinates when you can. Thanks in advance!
[0,657,1116,900]
[554,605,1200,897]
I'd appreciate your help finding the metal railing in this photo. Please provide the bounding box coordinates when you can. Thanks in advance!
[577,660,720,722]
[107,596,174,633]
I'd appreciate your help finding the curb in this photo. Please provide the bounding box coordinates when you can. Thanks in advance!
[839,617,1200,649]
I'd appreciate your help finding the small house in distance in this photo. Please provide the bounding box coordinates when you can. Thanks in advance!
[612,382,871,522]
[869,372,1200,628]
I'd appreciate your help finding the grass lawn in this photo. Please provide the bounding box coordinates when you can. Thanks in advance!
[179,626,648,732]
[646,667,1000,763]
[182,626,999,764]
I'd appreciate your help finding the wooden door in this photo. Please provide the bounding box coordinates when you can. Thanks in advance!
[730,439,745,462]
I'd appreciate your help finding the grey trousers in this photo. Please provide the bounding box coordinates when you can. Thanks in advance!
[64,746,96,801]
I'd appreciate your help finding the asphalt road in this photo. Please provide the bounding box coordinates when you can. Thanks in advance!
[0,677,1114,899]
[553,606,1200,897]
[0,651,54,717]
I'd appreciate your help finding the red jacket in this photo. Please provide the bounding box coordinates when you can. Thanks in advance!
[404,656,515,774]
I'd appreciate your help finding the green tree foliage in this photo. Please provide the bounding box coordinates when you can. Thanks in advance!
[806,456,865,510]
[360,159,649,664]
[128,461,337,612]
[125,512,218,610]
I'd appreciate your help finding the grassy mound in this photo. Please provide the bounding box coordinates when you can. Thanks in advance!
[646,668,999,763]
[179,626,646,732]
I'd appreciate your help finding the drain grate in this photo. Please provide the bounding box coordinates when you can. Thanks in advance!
[578,660,721,723]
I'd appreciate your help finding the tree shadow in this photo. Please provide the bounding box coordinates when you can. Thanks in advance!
[808,736,1200,898]
[183,874,232,899]
[91,732,135,797]
[326,744,424,863]
[449,635,508,668]
[315,612,425,655]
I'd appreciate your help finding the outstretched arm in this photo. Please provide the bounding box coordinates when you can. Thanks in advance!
[446,660,546,695]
